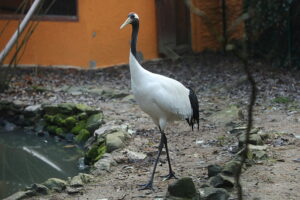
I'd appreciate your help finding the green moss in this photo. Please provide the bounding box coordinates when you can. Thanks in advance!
[64,116,77,129]
[77,112,88,120]
[84,142,106,164]
[46,125,58,135]
[74,129,90,143]
[44,114,55,123]
[86,113,104,132]
[71,120,86,135]
[273,96,293,104]
[55,127,65,136]
[53,114,66,126]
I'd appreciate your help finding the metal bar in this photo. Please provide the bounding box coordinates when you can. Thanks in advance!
[0,0,43,64]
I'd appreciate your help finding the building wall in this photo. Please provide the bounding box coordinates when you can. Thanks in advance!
[190,0,244,52]
[0,0,158,68]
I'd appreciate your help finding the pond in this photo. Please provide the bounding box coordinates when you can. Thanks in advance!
[0,128,85,199]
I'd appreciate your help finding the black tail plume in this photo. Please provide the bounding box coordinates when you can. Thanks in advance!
[187,88,199,130]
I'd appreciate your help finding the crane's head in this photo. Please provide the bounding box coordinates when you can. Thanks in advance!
[120,12,139,29]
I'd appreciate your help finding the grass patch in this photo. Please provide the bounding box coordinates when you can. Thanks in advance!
[272,96,293,104]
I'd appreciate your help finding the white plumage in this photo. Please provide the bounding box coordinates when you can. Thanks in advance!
[121,12,199,190]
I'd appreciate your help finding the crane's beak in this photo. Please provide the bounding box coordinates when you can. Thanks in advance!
[120,17,131,29]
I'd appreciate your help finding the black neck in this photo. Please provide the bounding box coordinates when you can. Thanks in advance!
[131,20,139,59]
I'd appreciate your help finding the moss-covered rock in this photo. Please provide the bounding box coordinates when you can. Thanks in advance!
[77,112,88,120]
[46,125,58,135]
[44,114,55,123]
[64,116,77,129]
[71,120,87,135]
[55,127,65,137]
[85,141,106,164]
[75,129,90,143]
[86,113,104,132]
[53,114,66,126]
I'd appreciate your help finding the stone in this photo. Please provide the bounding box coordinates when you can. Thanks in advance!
[71,120,87,135]
[123,149,147,161]
[92,153,117,175]
[79,173,94,183]
[207,164,222,177]
[209,105,242,125]
[70,175,84,187]
[24,104,42,116]
[238,133,263,146]
[3,190,35,200]
[166,177,199,200]
[84,141,107,164]
[27,183,49,195]
[75,129,91,143]
[222,160,241,177]
[66,186,82,194]
[209,174,234,188]
[106,131,126,152]
[43,178,67,192]
[199,187,229,200]
[64,116,77,129]
[86,113,104,132]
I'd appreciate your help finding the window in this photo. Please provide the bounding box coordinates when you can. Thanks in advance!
[0,0,78,21]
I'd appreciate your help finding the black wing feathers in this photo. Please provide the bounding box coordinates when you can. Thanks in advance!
[187,88,199,130]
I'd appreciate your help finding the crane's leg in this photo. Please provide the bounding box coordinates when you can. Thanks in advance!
[138,133,164,190]
[160,131,177,180]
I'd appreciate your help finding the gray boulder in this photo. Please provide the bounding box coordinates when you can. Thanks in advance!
[166,177,200,200]
[199,187,229,200]
[43,178,67,192]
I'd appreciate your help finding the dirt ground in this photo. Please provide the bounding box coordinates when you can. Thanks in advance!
[1,53,299,200]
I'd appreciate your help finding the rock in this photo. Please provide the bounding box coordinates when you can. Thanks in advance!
[124,149,147,161]
[199,187,229,200]
[86,113,104,132]
[3,190,35,200]
[78,173,94,183]
[248,145,268,160]
[84,141,106,164]
[209,105,242,125]
[222,160,241,177]
[24,105,42,116]
[3,120,17,131]
[71,120,87,135]
[43,178,67,192]
[238,133,263,146]
[94,122,123,137]
[64,116,77,129]
[106,131,127,152]
[207,164,222,177]
[66,186,82,194]
[27,183,49,195]
[209,174,234,188]
[166,177,199,200]
[75,129,91,143]
[228,126,246,135]
[92,153,117,175]
[70,175,84,187]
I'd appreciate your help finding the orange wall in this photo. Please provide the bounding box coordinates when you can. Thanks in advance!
[0,0,158,68]
[190,0,244,52]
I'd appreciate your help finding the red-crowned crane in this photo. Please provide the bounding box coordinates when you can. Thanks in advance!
[120,12,199,190]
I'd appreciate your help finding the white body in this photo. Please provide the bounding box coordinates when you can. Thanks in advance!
[129,52,193,130]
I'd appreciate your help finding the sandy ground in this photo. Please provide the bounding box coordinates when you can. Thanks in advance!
[1,53,299,200]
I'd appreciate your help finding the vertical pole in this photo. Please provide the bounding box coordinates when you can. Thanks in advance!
[0,0,42,64]
[221,0,227,52]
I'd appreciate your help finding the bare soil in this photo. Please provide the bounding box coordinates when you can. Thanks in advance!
[1,53,299,200]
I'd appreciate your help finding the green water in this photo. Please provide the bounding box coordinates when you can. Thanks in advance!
[0,129,84,199]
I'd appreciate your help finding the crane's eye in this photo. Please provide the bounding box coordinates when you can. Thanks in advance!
[130,15,135,19]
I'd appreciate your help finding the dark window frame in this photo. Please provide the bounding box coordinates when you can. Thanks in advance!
[0,0,79,22]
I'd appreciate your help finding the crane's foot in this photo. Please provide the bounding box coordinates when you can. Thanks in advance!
[161,171,178,181]
[138,181,154,190]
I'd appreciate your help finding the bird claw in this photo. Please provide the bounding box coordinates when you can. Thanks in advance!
[161,171,178,181]
[138,181,154,190]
